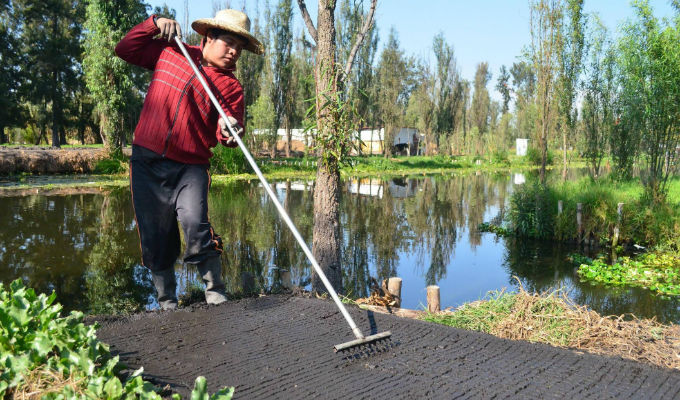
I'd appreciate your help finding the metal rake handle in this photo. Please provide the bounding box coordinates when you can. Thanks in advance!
[173,37,365,340]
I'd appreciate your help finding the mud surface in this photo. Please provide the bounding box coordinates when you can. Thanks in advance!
[96,295,680,399]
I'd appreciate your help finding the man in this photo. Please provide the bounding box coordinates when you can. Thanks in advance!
[115,10,264,310]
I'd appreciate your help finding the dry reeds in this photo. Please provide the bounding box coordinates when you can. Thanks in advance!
[425,278,680,370]
[12,368,85,400]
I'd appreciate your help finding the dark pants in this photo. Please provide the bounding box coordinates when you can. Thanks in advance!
[129,145,223,272]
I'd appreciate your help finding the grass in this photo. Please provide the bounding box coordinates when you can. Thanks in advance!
[422,281,680,370]
[501,175,680,247]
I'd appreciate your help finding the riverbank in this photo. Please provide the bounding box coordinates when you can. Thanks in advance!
[0,149,574,193]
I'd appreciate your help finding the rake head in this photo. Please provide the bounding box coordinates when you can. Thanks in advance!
[333,331,393,354]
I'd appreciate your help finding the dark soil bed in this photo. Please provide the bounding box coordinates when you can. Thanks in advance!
[95,295,680,399]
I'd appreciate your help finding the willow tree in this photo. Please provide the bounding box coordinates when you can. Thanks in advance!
[530,0,562,183]
[83,0,147,152]
[618,0,680,202]
[376,28,410,157]
[556,0,584,179]
[296,0,377,293]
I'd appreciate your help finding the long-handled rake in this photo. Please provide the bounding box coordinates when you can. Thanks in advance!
[174,37,391,354]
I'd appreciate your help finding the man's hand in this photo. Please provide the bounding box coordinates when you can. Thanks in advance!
[155,17,182,42]
[218,116,244,146]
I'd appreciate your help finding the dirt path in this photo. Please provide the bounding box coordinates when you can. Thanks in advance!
[96,295,680,399]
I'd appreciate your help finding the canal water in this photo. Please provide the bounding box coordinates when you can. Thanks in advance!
[2,171,679,322]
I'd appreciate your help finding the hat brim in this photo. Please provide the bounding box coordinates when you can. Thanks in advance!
[192,19,264,55]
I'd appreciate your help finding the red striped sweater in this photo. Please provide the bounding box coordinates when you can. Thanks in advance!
[115,15,244,164]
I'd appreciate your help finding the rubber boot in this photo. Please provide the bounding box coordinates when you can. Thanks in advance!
[197,256,228,305]
[151,268,178,310]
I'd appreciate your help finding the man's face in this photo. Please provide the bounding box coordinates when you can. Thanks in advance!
[203,32,245,70]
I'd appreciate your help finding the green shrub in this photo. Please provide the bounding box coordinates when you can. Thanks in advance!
[0,279,233,399]
[94,152,128,174]
[211,146,248,174]
[508,181,555,239]
[491,150,509,164]
[524,147,553,166]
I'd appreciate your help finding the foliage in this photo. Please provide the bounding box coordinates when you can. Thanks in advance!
[83,0,147,152]
[581,16,616,180]
[423,290,516,333]
[507,176,680,246]
[525,146,553,166]
[529,0,563,182]
[490,149,509,165]
[578,252,680,296]
[375,28,412,157]
[308,69,361,169]
[211,146,248,175]
[508,181,555,239]
[617,0,680,202]
[94,150,129,174]
[0,279,233,399]
[269,0,295,156]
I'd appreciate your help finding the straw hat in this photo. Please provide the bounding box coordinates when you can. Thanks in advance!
[192,9,264,55]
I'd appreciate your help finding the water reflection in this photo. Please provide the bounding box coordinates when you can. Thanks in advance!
[1,172,679,323]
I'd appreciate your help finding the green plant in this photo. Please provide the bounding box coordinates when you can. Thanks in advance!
[0,279,233,399]
[578,252,680,296]
[524,147,554,166]
[94,151,128,174]
[211,146,248,175]
[508,181,555,239]
[490,149,509,164]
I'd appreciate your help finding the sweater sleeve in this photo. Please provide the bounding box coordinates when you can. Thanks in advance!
[114,15,167,71]
[215,80,245,148]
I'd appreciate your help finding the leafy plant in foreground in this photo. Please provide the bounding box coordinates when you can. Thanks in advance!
[0,279,233,399]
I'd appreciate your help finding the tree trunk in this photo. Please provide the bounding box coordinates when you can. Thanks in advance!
[312,162,342,292]
[0,123,6,144]
[311,0,342,294]
[285,117,291,157]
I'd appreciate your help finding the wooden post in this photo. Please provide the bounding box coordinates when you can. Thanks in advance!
[558,200,563,215]
[577,203,583,243]
[426,285,440,313]
[280,269,293,291]
[612,202,624,248]
[387,277,402,308]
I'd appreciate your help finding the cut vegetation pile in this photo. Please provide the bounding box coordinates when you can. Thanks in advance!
[422,280,680,370]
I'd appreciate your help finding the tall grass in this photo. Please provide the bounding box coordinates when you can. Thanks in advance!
[508,176,680,247]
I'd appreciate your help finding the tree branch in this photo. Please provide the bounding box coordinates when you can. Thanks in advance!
[342,0,378,82]
[296,0,317,44]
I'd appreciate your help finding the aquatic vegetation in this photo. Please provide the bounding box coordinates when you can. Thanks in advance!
[0,279,233,399]
[578,253,680,296]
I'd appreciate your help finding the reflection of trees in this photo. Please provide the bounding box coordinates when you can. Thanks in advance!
[0,193,101,311]
[502,237,680,323]
[341,193,371,298]
[85,188,153,314]
[208,181,314,294]
[404,178,457,286]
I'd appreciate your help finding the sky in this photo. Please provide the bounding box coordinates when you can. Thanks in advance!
[146,0,677,98]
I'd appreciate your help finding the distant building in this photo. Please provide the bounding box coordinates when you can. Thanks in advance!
[516,138,529,156]
[354,127,423,156]
[251,126,424,156]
